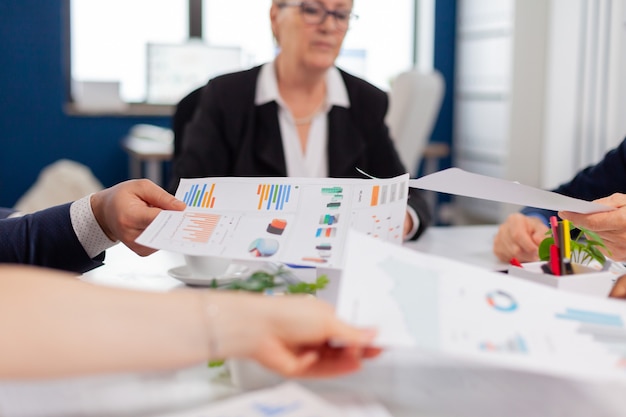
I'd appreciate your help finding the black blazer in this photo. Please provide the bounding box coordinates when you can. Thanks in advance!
[0,203,104,272]
[169,65,431,238]
[522,136,626,221]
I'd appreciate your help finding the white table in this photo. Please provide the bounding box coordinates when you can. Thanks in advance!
[406,224,506,271]
[4,227,626,417]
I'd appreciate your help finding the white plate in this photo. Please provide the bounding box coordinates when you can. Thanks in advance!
[167,264,249,287]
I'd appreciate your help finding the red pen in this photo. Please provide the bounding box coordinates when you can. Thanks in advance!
[510,258,523,268]
[550,244,561,276]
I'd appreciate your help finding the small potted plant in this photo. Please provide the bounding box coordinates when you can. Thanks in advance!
[537,221,610,268]
[508,220,616,296]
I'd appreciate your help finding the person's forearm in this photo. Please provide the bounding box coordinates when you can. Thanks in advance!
[0,265,210,379]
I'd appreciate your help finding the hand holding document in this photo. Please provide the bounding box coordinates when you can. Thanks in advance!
[136,175,409,268]
[336,230,626,382]
[409,168,613,213]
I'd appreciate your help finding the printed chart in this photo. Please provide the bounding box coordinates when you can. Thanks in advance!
[336,230,626,381]
[137,175,409,267]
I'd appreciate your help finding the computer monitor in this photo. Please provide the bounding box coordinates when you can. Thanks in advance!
[146,42,243,105]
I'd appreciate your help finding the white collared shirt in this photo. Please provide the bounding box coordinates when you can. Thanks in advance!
[255,61,350,177]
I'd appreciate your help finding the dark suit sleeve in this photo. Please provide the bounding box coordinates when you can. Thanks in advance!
[168,69,262,194]
[168,79,231,194]
[0,208,16,219]
[520,137,626,221]
[0,203,104,273]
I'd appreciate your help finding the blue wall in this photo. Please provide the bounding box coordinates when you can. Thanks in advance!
[432,0,456,162]
[429,0,457,222]
[0,0,169,207]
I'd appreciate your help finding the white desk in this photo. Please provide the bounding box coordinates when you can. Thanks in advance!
[4,227,626,417]
[406,224,506,271]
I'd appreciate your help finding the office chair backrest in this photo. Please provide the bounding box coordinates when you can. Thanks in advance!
[385,69,445,177]
[172,85,205,159]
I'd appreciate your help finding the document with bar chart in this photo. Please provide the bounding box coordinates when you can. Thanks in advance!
[136,174,409,267]
[337,230,626,382]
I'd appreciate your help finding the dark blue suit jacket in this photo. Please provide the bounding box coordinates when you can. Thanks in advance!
[0,203,104,273]
[522,137,626,222]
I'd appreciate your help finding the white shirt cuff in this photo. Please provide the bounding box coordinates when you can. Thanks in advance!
[404,205,420,241]
[70,194,118,259]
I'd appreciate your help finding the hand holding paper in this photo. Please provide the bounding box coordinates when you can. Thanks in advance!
[559,192,626,261]
[336,230,626,382]
[409,168,613,214]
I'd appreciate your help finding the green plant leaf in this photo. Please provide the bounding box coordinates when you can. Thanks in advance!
[287,275,329,294]
[587,245,607,265]
[579,227,610,251]
[538,221,610,266]
[538,237,555,261]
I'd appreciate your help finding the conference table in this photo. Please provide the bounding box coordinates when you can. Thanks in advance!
[3,226,626,417]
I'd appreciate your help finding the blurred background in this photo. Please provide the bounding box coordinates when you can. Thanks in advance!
[1,0,625,225]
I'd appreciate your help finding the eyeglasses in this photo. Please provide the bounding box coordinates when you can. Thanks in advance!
[277,1,358,31]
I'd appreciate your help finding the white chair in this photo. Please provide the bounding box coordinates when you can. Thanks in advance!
[385,69,445,178]
[14,159,104,214]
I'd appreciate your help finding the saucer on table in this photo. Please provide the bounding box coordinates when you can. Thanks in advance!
[167,264,249,287]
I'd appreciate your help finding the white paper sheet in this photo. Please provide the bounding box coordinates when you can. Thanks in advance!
[409,168,613,213]
[156,382,341,417]
[136,175,408,268]
[336,230,626,382]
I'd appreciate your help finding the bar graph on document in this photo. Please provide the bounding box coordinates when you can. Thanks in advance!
[367,182,406,207]
[182,183,216,208]
[166,211,231,249]
[555,308,626,368]
[257,184,292,211]
[479,334,529,354]
[345,183,406,242]
[179,181,299,212]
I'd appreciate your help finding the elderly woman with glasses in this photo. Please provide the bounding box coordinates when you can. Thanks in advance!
[169,0,431,240]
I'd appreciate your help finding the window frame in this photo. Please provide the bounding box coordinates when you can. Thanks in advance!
[64,0,429,116]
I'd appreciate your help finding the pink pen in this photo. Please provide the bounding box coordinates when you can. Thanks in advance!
[550,216,559,247]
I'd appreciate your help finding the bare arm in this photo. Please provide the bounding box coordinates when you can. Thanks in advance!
[0,265,378,379]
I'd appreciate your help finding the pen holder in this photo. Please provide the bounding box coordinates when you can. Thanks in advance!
[508,261,617,297]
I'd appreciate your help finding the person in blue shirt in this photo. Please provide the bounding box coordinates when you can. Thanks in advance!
[493,137,626,263]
